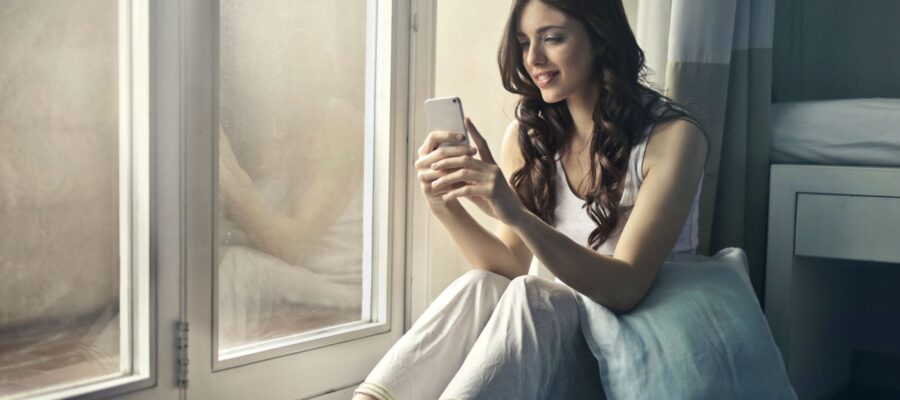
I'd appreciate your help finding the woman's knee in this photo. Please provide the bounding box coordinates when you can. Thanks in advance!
[433,269,511,306]
[504,275,579,316]
[506,274,545,295]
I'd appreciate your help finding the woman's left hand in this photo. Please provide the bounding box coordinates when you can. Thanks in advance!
[430,118,525,226]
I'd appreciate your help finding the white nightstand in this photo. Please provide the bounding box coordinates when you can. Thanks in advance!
[766,164,900,399]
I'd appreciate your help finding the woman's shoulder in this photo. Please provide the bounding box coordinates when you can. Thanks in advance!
[643,106,708,177]
[502,120,520,147]
[500,120,526,174]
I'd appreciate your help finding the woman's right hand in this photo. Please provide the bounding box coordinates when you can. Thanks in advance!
[415,130,477,209]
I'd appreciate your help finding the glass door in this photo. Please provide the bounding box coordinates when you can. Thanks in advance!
[0,0,154,398]
[1,0,413,398]
[215,0,371,362]
[183,0,410,398]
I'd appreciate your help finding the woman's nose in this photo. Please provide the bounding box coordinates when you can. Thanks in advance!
[525,44,545,67]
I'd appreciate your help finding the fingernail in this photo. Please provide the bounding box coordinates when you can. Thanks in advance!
[456,133,464,140]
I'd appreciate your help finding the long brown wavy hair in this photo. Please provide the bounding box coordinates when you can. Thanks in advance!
[499,0,709,250]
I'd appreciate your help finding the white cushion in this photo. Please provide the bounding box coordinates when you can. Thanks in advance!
[575,247,797,399]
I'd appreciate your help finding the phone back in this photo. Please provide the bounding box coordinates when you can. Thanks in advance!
[425,97,468,146]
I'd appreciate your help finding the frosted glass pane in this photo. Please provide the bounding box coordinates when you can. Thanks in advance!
[217,0,368,353]
[0,0,122,397]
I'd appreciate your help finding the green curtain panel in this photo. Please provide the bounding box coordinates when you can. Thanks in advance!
[636,0,776,300]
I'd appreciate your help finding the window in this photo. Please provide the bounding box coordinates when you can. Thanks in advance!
[215,0,370,359]
[182,0,406,397]
[1,0,409,398]
[0,0,151,398]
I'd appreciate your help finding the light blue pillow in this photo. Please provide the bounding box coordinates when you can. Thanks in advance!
[575,247,797,399]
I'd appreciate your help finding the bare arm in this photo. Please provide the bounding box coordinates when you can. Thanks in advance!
[425,122,532,279]
[490,121,534,277]
[507,118,708,313]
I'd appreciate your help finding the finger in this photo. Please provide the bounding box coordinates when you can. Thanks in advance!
[413,144,474,170]
[431,169,471,190]
[431,150,477,170]
[414,145,470,170]
[432,168,488,190]
[442,184,488,201]
[435,130,468,149]
[417,167,451,184]
[426,180,466,196]
[419,131,467,161]
[419,130,467,157]
[464,118,496,164]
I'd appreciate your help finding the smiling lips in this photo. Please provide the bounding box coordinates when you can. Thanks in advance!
[532,71,558,87]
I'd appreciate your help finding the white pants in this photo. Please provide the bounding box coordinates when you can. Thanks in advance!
[355,269,606,399]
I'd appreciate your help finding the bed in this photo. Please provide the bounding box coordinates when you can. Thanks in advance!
[770,98,900,167]
[766,98,900,399]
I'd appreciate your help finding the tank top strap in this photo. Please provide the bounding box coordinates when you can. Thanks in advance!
[621,98,668,207]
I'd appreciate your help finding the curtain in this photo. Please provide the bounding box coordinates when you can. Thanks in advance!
[635,0,776,301]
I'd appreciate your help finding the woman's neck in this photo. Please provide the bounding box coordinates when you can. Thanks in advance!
[565,82,600,149]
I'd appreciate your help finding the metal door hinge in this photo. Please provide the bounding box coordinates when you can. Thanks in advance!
[177,321,189,388]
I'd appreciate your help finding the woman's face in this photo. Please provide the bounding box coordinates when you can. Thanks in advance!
[517,0,597,104]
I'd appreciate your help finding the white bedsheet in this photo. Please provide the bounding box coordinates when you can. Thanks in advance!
[771,98,900,166]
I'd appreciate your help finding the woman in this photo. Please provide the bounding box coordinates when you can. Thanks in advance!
[354,0,708,398]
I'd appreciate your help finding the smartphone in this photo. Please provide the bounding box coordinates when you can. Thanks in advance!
[424,96,469,148]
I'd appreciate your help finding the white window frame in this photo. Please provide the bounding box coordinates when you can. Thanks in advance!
[180,0,412,398]
[209,0,393,368]
[406,0,439,330]
[99,0,186,398]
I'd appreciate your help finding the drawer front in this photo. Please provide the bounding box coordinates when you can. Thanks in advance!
[794,193,900,263]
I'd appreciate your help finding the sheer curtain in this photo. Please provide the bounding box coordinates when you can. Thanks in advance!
[635,0,776,300]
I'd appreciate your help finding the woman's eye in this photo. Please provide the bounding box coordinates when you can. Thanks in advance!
[545,37,563,44]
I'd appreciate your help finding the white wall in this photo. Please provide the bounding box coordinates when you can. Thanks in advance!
[429,0,517,298]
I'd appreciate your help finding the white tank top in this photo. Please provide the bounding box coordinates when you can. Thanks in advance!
[550,100,702,258]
